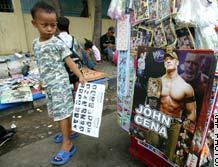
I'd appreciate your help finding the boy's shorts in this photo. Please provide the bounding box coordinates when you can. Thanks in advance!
[46,82,74,121]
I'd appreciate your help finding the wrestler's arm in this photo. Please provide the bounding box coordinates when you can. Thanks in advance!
[185,84,196,122]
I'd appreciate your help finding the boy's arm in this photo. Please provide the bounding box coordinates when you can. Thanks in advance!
[64,56,86,83]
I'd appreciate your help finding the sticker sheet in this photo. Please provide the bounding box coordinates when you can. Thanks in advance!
[72,83,105,138]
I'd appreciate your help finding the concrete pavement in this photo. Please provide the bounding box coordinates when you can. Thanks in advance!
[0,112,145,167]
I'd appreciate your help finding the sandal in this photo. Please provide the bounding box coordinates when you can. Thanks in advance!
[54,132,79,143]
[0,127,16,147]
[50,145,77,165]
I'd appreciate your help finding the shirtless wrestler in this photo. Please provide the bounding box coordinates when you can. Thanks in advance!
[161,52,196,160]
[146,51,196,161]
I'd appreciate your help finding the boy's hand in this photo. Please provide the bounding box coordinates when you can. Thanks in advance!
[79,75,86,84]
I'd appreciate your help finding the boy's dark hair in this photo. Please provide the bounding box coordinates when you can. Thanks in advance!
[31,1,56,19]
[84,42,93,50]
[84,38,93,50]
[57,16,70,33]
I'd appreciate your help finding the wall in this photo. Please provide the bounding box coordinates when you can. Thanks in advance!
[0,0,28,55]
[0,0,116,55]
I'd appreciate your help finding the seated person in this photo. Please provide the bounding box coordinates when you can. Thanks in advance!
[81,42,96,70]
[100,26,116,62]
[84,38,102,63]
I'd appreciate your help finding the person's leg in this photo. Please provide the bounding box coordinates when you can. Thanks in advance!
[59,117,72,151]
[103,48,114,62]
[166,122,181,161]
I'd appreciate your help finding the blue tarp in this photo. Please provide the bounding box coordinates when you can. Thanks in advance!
[0,77,109,111]
[0,93,46,110]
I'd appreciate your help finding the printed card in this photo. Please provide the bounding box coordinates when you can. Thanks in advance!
[72,83,105,138]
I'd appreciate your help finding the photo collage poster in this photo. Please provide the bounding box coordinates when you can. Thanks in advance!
[176,27,195,49]
[133,0,149,23]
[117,55,135,132]
[162,17,177,46]
[157,0,171,19]
[72,83,105,138]
[116,15,131,51]
[130,47,216,166]
[153,22,167,47]
[148,0,158,20]
[137,26,154,47]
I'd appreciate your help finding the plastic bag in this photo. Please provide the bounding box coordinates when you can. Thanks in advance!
[198,25,218,50]
[176,0,196,25]
[176,0,218,27]
[107,0,126,20]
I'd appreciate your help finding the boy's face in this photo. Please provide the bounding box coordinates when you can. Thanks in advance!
[32,9,57,40]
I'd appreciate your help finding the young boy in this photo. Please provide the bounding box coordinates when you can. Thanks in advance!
[31,1,86,165]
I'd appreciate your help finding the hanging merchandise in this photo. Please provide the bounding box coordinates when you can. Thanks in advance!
[130,48,217,167]
[137,25,153,47]
[162,17,177,46]
[113,0,218,166]
[133,0,149,23]
[117,15,131,51]
[148,0,158,20]
[152,21,167,47]
[175,26,195,49]
[117,55,135,132]
[157,0,171,19]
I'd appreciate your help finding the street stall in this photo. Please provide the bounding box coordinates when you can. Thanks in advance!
[109,0,218,166]
[0,54,109,111]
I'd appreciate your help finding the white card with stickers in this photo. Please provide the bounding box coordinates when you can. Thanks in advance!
[72,83,105,138]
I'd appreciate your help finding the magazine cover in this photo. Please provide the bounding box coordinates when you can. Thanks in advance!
[158,0,171,19]
[133,0,149,23]
[162,17,177,45]
[130,27,139,56]
[176,27,195,49]
[148,0,158,20]
[153,22,167,47]
[130,48,216,166]
[137,26,154,47]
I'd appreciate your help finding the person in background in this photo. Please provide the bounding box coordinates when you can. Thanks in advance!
[84,38,102,63]
[31,2,86,165]
[100,26,116,62]
[57,16,83,91]
[180,53,209,120]
[81,41,96,70]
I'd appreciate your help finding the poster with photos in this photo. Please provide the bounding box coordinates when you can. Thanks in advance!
[130,27,139,56]
[162,18,177,45]
[130,48,216,166]
[148,0,158,20]
[134,0,149,23]
[153,22,167,47]
[158,0,171,19]
[72,83,105,138]
[137,26,154,47]
[176,27,195,49]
